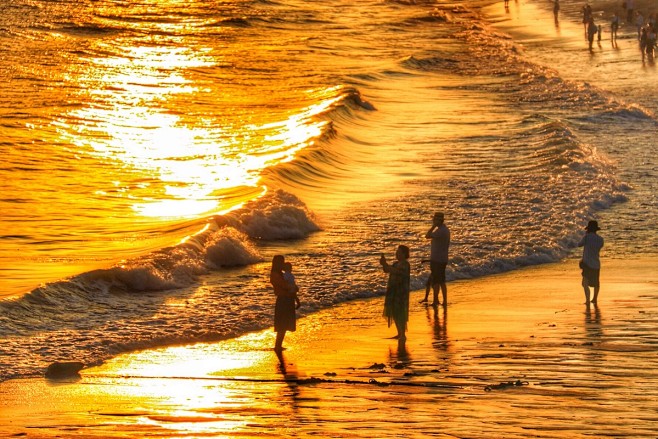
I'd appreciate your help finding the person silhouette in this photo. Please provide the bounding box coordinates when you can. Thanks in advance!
[578,220,604,305]
[425,212,451,307]
[270,255,298,351]
[380,245,411,342]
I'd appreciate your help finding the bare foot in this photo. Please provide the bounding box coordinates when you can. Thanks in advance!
[419,298,428,303]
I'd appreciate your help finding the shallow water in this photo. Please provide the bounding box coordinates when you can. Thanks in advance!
[1,259,656,438]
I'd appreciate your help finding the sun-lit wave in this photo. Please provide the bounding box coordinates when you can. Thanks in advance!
[0,189,318,314]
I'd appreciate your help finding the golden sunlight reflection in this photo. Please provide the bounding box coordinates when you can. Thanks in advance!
[58,39,339,219]
[82,331,289,435]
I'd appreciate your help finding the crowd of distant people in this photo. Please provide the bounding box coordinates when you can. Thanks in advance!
[580,1,658,61]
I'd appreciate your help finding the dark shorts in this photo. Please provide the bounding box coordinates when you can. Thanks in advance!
[581,265,600,288]
[430,261,447,284]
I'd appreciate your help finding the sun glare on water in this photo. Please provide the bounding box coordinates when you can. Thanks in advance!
[57,40,334,220]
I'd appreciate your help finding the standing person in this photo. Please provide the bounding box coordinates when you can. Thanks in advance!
[553,0,560,23]
[270,255,298,352]
[587,16,598,51]
[611,12,620,41]
[578,220,604,305]
[380,245,411,341]
[640,24,648,62]
[647,24,657,60]
[425,212,451,307]
[283,261,301,310]
[419,259,432,303]
[582,3,592,34]
[636,11,645,40]
[626,0,635,22]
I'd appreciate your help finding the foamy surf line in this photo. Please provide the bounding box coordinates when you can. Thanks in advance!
[1,257,656,438]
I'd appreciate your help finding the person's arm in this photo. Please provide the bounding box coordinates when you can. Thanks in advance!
[425,224,437,239]
[380,254,390,273]
[578,234,587,247]
[271,273,290,296]
[381,256,405,275]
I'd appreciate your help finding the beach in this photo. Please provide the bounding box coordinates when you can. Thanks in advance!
[2,0,658,436]
[2,257,656,438]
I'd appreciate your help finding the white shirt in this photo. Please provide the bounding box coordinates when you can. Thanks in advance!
[578,232,604,269]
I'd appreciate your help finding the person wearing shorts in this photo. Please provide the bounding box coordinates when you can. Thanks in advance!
[425,212,450,307]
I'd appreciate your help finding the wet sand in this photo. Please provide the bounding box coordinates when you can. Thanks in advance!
[1,256,656,438]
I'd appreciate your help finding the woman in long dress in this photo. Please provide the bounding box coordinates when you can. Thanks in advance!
[270,255,298,351]
[380,245,411,341]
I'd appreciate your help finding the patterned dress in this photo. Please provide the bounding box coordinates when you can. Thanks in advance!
[383,260,410,330]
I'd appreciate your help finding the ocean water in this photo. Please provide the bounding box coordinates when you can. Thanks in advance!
[0,0,655,381]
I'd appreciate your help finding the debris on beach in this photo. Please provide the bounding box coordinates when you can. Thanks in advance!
[368,363,386,369]
[45,361,84,379]
[484,380,529,392]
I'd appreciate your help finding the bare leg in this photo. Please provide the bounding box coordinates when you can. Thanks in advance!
[274,330,286,351]
[582,278,591,304]
[420,279,431,303]
[591,286,600,304]
[431,283,440,306]
[394,319,406,342]
[440,282,448,307]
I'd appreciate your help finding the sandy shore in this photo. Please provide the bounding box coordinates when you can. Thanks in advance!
[1,256,656,438]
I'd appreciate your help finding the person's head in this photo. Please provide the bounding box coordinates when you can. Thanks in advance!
[396,245,410,261]
[586,220,601,233]
[271,255,285,273]
[283,262,293,273]
[433,212,445,225]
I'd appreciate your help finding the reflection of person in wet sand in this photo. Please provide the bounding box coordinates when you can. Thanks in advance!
[578,220,604,305]
[427,305,448,349]
[423,212,450,307]
[270,255,298,352]
[380,245,410,342]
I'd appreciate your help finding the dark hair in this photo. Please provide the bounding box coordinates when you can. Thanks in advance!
[271,255,285,273]
[398,245,410,259]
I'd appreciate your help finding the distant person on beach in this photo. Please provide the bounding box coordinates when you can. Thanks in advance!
[283,262,301,310]
[423,212,451,307]
[640,24,648,61]
[647,25,657,60]
[380,245,411,341]
[587,16,598,51]
[553,0,560,22]
[419,259,432,303]
[578,220,604,305]
[635,11,644,40]
[611,12,620,41]
[582,3,592,34]
[626,0,634,22]
[270,255,299,352]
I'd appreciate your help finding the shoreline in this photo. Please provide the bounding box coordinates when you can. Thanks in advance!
[1,256,657,437]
